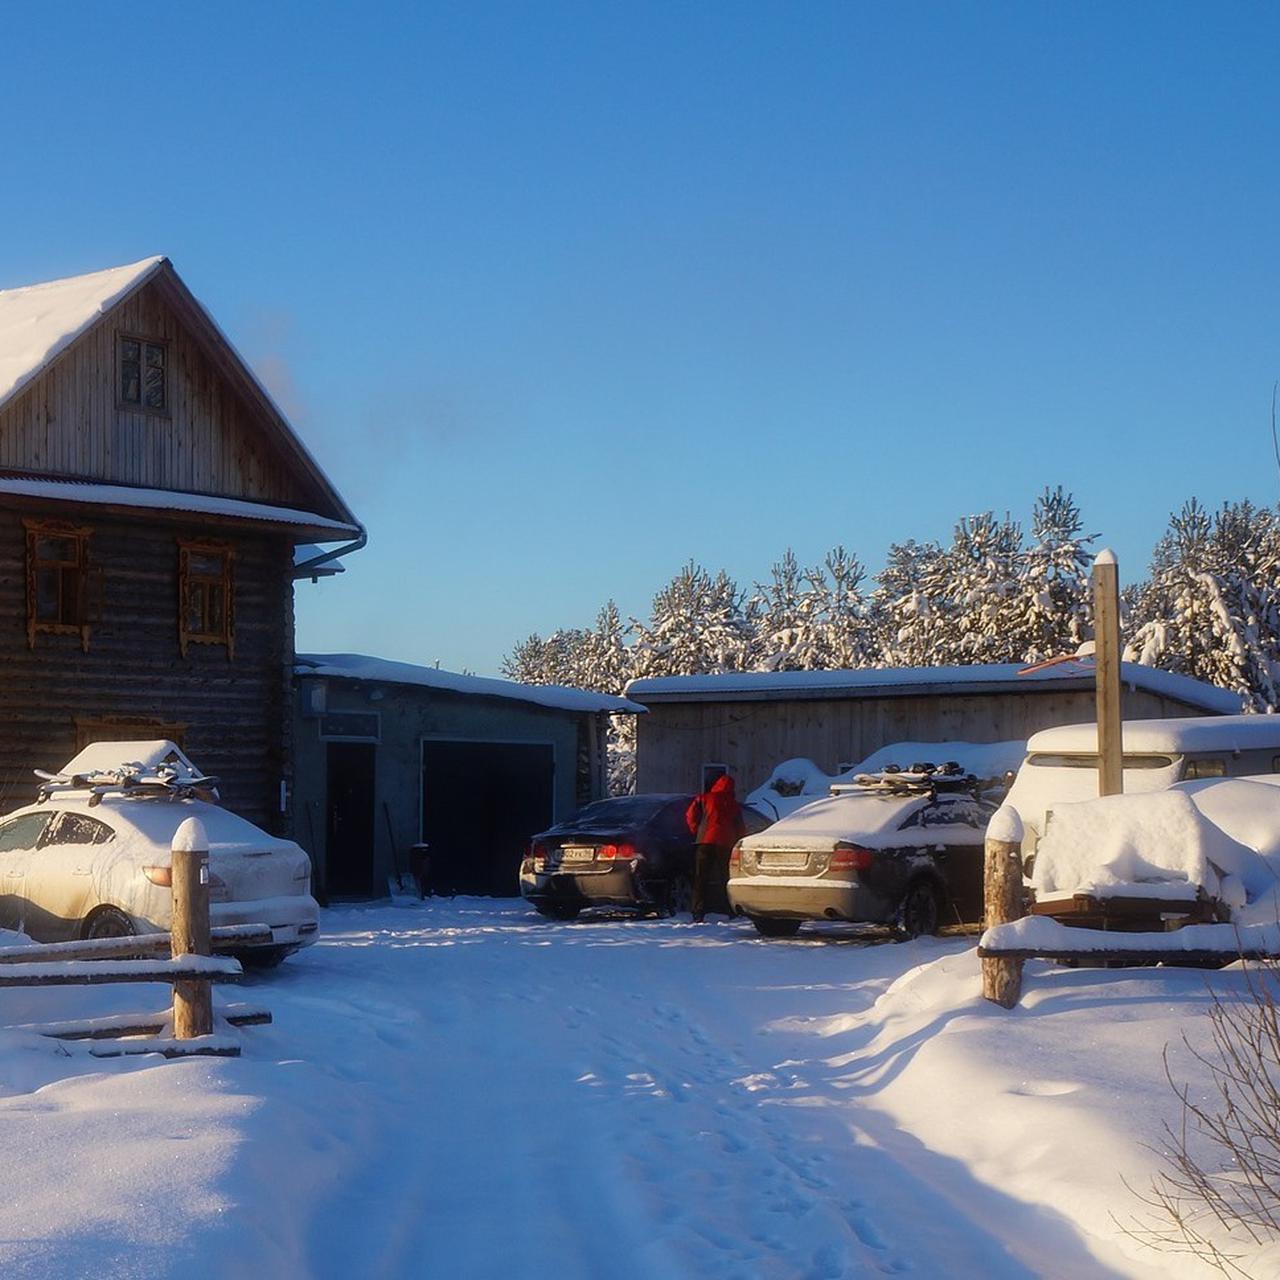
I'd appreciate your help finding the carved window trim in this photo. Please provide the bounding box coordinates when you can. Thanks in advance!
[24,519,97,652]
[117,332,170,417]
[178,540,235,658]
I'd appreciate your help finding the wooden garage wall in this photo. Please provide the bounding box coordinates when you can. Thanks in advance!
[0,278,318,508]
[634,687,1210,793]
[0,506,293,829]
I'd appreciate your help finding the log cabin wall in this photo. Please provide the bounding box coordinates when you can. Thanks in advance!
[0,505,293,830]
[0,278,321,509]
[634,687,1211,794]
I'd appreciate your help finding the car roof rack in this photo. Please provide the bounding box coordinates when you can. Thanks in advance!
[34,762,221,807]
[830,761,979,800]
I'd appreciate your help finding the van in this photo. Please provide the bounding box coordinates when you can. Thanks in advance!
[1004,714,1280,856]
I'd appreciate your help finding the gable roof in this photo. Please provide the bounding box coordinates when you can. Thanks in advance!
[0,257,359,531]
[625,660,1243,715]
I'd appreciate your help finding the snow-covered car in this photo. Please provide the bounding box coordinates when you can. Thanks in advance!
[1005,714,1280,860]
[520,794,772,920]
[729,765,996,938]
[0,741,319,965]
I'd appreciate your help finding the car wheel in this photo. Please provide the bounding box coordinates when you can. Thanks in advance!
[535,903,581,922]
[83,906,136,940]
[750,916,802,938]
[666,874,694,918]
[236,947,290,970]
[895,880,941,939]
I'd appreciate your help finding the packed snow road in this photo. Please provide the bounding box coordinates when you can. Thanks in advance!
[0,899,1169,1279]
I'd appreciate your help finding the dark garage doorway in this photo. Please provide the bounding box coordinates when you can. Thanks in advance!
[326,742,377,898]
[421,740,555,896]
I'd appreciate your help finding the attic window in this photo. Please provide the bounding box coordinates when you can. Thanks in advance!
[24,519,96,651]
[119,335,167,413]
[178,541,234,658]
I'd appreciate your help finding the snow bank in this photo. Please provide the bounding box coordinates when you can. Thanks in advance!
[1031,790,1260,901]
[982,914,1280,955]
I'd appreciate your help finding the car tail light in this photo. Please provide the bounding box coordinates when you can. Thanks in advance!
[729,842,742,871]
[142,865,171,887]
[830,842,874,872]
[527,841,547,871]
[597,842,639,861]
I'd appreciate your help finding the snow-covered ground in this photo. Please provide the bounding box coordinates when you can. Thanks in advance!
[0,900,1270,1278]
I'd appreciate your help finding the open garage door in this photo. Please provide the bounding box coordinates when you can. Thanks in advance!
[421,740,555,896]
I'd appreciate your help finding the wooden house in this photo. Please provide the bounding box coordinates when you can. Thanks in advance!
[626,661,1243,794]
[0,257,362,828]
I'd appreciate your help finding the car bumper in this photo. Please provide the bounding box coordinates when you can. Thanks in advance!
[211,895,320,952]
[519,862,657,910]
[728,875,894,923]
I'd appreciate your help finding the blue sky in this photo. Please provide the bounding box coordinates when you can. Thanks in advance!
[3,2,1278,674]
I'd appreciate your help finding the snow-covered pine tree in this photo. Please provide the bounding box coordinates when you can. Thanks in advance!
[1017,486,1095,663]
[939,512,1027,665]
[752,549,810,671]
[870,538,951,667]
[585,601,638,795]
[1128,500,1280,711]
[796,545,874,669]
[631,561,754,678]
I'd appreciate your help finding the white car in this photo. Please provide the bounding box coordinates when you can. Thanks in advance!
[0,741,319,966]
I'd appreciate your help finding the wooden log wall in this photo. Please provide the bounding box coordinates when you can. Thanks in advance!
[0,505,292,830]
[0,278,316,509]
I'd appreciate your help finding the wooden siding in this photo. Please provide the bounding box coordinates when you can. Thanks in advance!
[634,688,1212,793]
[0,505,292,829]
[0,279,322,510]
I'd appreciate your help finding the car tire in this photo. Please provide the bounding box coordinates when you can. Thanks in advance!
[894,880,941,939]
[236,947,291,970]
[535,903,581,922]
[83,905,136,940]
[750,916,803,938]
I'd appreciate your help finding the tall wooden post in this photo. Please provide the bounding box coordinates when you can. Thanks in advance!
[982,806,1024,1008]
[171,816,213,1039]
[1092,549,1123,798]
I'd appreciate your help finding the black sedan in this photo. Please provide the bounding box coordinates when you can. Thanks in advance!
[519,795,771,921]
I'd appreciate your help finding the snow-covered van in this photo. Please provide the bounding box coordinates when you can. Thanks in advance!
[1005,714,1280,857]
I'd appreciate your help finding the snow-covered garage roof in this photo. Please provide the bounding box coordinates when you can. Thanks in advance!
[297,653,645,715]
[625,660,1242,714]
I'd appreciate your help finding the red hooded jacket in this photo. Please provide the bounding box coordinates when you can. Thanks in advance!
[685,775,745,848]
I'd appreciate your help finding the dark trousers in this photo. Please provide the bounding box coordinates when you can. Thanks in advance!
[693,843,731,918]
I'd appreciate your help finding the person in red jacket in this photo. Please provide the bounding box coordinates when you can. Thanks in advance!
[685,773,746,922]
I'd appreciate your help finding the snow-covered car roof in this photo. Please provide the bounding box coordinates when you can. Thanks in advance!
[742,791,933,850]
[58,740,200,778]
[1025,714,1280,756]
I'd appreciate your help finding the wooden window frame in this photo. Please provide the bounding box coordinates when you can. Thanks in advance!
[24,519,97,652]
[178,540,235,658]
[117,331,171,417]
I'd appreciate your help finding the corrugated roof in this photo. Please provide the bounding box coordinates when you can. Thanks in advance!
[297,653,646,715]
[625,661,1242,714]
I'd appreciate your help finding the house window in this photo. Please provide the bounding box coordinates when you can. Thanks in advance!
[178,541,234,657]
[119,335,167,413]
[24,520,93,650]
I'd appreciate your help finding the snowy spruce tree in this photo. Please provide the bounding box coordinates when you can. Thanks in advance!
[940,512,1027,664]
[632,562,755,678]
[752,550,815,671]
[870,538,952,667]
[1127,500,1280,712]
[796,545,875,669]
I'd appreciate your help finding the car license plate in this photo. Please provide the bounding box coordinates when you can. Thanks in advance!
[561,846,595,862]
[760,851,809,870]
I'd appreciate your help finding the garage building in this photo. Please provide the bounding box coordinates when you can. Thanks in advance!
[293,654,642,899]
[626,660,1243,794]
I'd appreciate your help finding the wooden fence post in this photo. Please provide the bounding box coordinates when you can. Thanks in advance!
[982,806,1025,1009]
[1093,548,1124,798]
[171,816,213,1039]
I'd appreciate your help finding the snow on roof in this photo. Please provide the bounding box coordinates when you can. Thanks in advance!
[0,257,164,411]
[625,660,1242,713]
[1026,713,1280,755]
[296,654,645,715]
[0,475,360,538]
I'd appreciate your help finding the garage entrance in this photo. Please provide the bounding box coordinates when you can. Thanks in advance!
[421,740,555,896]
[326,742,377,898]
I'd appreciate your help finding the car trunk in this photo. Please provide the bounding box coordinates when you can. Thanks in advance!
[211,842,310,901]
